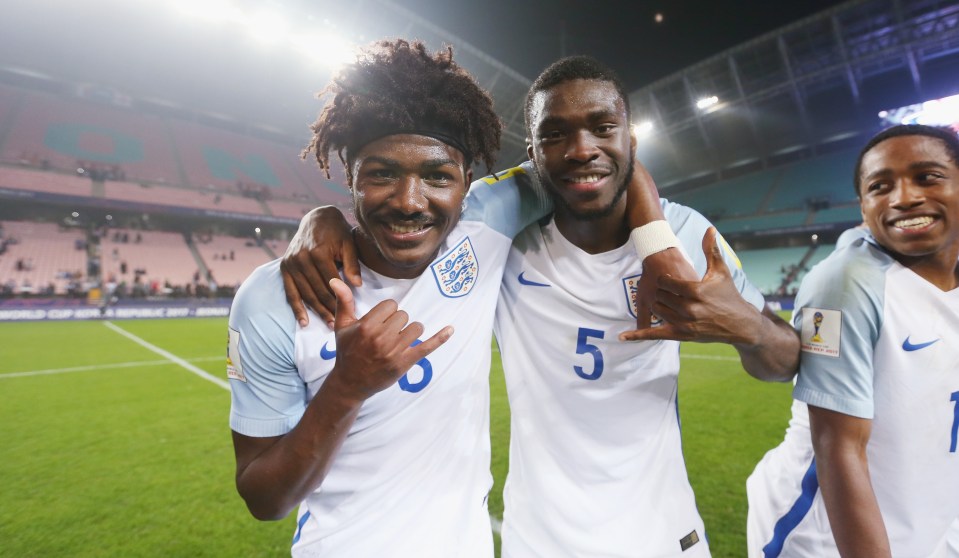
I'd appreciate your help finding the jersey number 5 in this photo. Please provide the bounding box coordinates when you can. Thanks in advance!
[574,327,605,381]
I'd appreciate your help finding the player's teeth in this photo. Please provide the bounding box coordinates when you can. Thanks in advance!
[894,216,933,229]
[571,174,602,183]
[391,223,426,233]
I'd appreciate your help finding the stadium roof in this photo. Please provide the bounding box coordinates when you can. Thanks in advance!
[2,0,955,174]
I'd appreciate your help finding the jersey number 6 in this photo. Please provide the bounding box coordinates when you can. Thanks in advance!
[574,327,605,381]
[398,339,433,393]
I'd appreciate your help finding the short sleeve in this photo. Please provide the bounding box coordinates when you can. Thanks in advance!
[227,260,307,437]
[665,200,765,310]
[462,161,553,238]
[791,247,888,419]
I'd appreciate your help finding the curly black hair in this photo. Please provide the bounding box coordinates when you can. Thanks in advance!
[854,124,959,197]
[304,39,502,185]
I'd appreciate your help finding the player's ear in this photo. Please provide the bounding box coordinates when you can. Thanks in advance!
[526,140,534,161]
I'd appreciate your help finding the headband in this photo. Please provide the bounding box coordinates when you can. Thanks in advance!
[346,125,472,165]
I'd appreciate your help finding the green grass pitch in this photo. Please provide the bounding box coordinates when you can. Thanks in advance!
[0,318,793,557]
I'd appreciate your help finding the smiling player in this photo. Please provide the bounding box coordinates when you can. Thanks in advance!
[747,124,959,558]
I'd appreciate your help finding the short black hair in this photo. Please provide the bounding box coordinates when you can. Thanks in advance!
[854,124,959,197]
[524,55,630,137]
[304,39,502,185]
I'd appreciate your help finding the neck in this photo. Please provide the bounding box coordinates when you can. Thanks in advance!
[553,198,630,254]
[896,249,959,292]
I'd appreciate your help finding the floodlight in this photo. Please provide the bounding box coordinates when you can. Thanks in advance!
[249,10,290,45]
[696,96,719,110]
[292,33,356,70]
[632,121,654,136]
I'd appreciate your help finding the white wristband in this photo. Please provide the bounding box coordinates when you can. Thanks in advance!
[630,220,681,261]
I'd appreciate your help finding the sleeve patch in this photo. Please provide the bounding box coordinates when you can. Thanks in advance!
[800,307,842,358]
[227,327,247,382]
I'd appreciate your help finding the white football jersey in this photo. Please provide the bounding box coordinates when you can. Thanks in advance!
[495,201,764,558]
[747,233,959,557]
[228,165,550,557]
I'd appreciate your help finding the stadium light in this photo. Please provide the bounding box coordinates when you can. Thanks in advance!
[696,96,719,110]
[880,93,959,130]
[249,9,290,45]
[164,0,358,70]
[632,121,654,137]
[171,0,242,24]
[292,33,356,70]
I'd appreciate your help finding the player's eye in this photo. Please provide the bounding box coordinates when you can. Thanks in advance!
[595,124,616,134]
[425,171,454,183]
[916,172,943,183]
[369,168,395,179]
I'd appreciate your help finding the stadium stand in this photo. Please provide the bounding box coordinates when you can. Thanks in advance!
[738,246,810,295]
[0,221,86,295]
[266,199,314,220]
[811,204,862,225]
[166,120,313,197]
[100,229,199,294]
[764,150,859,212]
[668,167,783,219]
[2,90,181,183]
[715,210,809,235]
[0,166,95,198]
[194,234,273,289]
[102,180,264,215]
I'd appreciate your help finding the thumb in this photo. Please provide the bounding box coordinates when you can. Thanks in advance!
[702,227,726,277]
[330,278,356,331]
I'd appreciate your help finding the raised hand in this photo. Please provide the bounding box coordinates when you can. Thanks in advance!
[281,206,362,328]
[620,227,761,344]
[325,278,453,402]
[629,247,699,330]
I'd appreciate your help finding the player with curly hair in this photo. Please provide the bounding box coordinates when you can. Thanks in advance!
[226,39,552,557]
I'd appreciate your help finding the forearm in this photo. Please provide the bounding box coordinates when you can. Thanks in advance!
[625,161,666,228]
[810,408,891,558]
[234,378,363,520]
[734,306,800,382]
[819,454,890,558]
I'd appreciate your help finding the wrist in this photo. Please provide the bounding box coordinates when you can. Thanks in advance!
[630,221,681,261]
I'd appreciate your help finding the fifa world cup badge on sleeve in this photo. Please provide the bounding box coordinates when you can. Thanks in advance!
[800,307,841,357]
[227,328,247,382]
[431,236,478,298]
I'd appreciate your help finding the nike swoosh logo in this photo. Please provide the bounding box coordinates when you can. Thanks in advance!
[320,341,337,360]
[902,336,940,351]
[518,271,550,287]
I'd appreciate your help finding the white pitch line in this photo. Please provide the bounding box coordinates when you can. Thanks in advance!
[489,514,502,535]
[99,322,507,529]
[0,357,223,379]
[103,321,229,390]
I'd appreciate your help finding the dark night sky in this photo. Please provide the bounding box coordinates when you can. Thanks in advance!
[397,0,852,88]
[0,0,854,137]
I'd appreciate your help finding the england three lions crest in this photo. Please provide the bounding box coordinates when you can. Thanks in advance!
[431,236,479,298]
[622,274,663,326]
